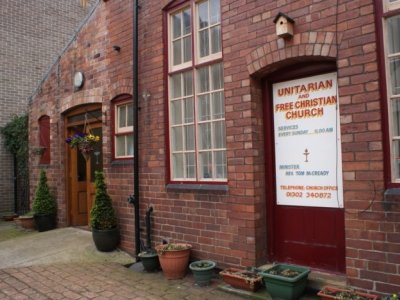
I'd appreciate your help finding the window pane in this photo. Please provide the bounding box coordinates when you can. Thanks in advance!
[388,15,400,54]
[116,135,125,157]
[186,153,195,178]
[211,25,222,54]
[213,121,225,148]
[389,57,400,95]
[118,105,126,128]
[391,99,400,136]
[173,40,182,66]
[198,94,211,121]
[126,134,134,156]
[214,151,226,179]
[183,36,192,63]
[211,63,223,90]
[212,92,224,119]
[171,100,182,125]
[184,98,194,123]
[127,103,133,126]
[185,125,195,150]
[199,123,211,149]
[198,1,209,29]
[199,30,210,57]
[183,71,193,96]
[210,0,220,25]
[183,9,191,35]
[171,74,182,98]
[200,152,212,178]
[198,67,210,93]
[172,13,181,39]
[172,127,183,151]
[173,154,184,178]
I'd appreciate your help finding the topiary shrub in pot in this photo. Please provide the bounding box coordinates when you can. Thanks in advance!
[90,171,120,252]
[32,170,57,232]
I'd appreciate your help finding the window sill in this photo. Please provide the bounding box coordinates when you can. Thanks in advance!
[166,183,228,192]
[111,159,133,166]
[383,188,400,211]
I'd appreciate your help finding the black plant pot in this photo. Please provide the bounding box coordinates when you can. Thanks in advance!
[34,214,56,232]
[138,251,160,272]
[92,227,120,252]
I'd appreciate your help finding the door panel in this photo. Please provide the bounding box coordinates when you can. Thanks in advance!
[273,205,345,272]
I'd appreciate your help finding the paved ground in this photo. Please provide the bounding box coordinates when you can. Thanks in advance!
[0,220,319,299]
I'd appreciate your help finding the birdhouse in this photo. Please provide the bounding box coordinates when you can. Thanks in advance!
[273,12,295,39]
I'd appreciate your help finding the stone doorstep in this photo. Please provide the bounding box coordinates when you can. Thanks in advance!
[218,264,346,300]
[257,264,346,290]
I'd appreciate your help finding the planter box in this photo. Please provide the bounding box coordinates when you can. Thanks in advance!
[219,268,263,292]
[317,286,379,300]
[259,264,310,300]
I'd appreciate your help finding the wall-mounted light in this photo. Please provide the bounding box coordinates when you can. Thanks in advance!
[112,45,121,52]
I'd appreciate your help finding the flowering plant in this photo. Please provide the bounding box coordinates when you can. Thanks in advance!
[65,132,100,154]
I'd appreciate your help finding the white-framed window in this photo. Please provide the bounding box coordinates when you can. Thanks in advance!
[168,0,226,182]
[385,0,400,12]
[383,3,400,182]
[115,101,134,158]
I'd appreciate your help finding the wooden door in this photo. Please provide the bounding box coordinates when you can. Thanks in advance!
[68,126,89,226]
[264,66,345,273]
[65,106,102,226]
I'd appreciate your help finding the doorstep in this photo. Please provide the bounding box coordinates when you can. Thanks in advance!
[257,264,346,291]
[218,264,345,300]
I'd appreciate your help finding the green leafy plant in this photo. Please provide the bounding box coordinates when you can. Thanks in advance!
[90,171,117,230]
[0,114,28,177]
[32,170,57,215]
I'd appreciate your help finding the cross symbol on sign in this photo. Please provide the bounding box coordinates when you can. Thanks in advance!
[303,148,310,162]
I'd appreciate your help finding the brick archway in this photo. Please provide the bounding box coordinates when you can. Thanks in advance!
[246,31,341,77]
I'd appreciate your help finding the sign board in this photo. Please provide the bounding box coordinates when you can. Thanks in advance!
[273,72,343,208]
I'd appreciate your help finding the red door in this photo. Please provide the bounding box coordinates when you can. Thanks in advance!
[264,64,345,273]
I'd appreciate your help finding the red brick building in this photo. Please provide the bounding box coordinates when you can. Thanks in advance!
[29,0,400,295]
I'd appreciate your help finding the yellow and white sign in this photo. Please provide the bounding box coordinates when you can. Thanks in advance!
[273,72,343,208]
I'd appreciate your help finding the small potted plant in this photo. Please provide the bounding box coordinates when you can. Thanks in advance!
[258,263,310,300]
[138,249,160,272]
[90,171,120,252]
[155,243,192,279]
[32,170,57,232]
[317,286,379,300]
[219,267,263,292]
[189,260,216,286]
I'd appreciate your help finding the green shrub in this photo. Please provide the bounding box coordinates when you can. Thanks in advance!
[90,171,117,230]
[32,170,57,215]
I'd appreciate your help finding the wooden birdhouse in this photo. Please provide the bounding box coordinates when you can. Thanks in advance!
[273,12,295,39]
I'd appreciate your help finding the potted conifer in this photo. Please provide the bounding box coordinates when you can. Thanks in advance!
[90,171,120,252]
[32,170,57,232]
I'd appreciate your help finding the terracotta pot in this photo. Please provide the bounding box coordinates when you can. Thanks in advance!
[15,216,35,230]
[317,286,379,300]
[220,267,263,292]
[155,243,192,279]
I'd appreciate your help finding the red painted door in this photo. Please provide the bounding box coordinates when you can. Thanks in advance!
[264,64,345,273]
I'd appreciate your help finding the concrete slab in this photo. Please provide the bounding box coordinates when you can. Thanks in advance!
[0,226,135,269]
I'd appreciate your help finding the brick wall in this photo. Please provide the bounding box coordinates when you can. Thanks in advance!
[28,0,399,295]
[0,0,95,214]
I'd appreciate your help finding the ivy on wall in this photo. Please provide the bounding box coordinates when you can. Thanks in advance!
[0,114,29,177]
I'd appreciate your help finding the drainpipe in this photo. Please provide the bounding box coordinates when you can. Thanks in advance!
[128,0,140,258]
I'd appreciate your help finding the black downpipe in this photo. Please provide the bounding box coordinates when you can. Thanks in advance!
[131,0,141,258]
[13,154,18,213]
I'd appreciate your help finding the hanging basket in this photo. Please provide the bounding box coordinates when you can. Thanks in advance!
[78,141,94,160]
